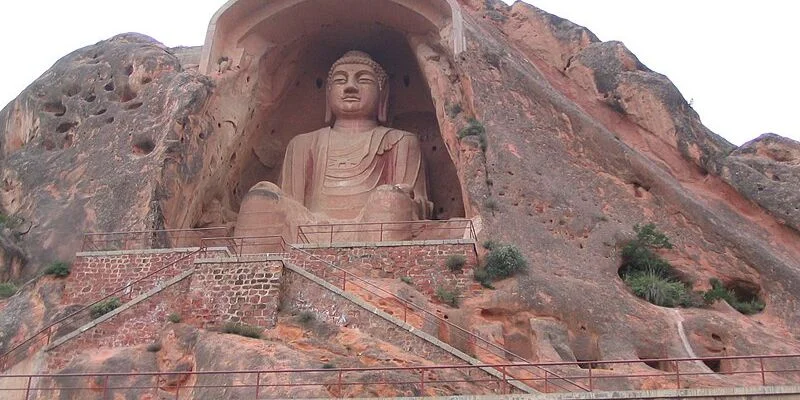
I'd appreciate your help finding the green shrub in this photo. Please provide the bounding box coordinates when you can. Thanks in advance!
[43,261,71,277]
[167,313,182,323]
[482,240,499,250]
[0,214,24,230]
[90,297,122,319]
[0,282,18,299]
[445,254,467,272]
[619,223,676,279]
[624,270,687,308]
[484,244,527,280]
[703,278,765,315]
[458,118,488,151]
[400,276,413,285]
[473,268,494,289]
[297,311,316,325]
[483,197,499,212]
[436,286,460,307]
[445,102,463,118]
[222,322,262,339]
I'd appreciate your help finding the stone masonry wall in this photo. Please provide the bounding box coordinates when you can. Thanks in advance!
[63,249,199,305]
[288,242,480,299]
[47,279,190,371]
[187,259,284,328]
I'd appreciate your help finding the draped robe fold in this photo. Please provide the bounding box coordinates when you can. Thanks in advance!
[279,127,431,221]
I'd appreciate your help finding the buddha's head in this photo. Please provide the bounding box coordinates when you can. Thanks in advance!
[325,51,390,124]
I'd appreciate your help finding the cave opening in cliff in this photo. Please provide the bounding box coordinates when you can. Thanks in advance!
[194,0,469,226]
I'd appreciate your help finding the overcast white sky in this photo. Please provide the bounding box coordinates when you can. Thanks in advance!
[0,0,797,145]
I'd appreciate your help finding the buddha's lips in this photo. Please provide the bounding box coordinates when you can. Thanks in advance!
[342,96,360,101]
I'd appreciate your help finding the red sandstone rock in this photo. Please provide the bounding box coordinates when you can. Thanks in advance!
[0,0,799,396]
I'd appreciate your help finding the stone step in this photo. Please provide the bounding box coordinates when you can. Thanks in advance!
[283,261,539,394]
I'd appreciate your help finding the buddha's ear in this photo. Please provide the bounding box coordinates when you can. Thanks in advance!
[378,85,390,124]
[324,95,333,125]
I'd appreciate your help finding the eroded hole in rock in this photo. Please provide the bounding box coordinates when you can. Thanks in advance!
[125,102,143,110]
[104,82,115,92]
[706,278,765,315]
[64,133,74,148]
[93,108,107,116]
[55,122,78,134]
[141,77,153,85]
[132,136,156,155]
[105,117,115,124]
[64,85,81,97]
[120,85,138,102]
[315,78,323,88]
[84,93,97,103]
[124,64,134,76]
[703,358,721,373]
[43,101,66,116]
[637,348,674,372]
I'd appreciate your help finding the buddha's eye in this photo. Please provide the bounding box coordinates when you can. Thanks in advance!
[333,77,347,84]
[358,77,375,84]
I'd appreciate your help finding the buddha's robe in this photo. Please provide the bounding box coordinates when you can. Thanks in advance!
[280,126,431,221]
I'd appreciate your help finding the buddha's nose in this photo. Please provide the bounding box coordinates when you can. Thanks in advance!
[344,83,358,93]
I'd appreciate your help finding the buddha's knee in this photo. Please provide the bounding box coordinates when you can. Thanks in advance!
[362,185,415,222]
[244,181,282,201]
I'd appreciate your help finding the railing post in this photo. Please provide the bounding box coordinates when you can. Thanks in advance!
[342,269,346,291]
[760,357,766,385]
[380,223,384,242]
[337,370,343,396]
[501,365,508,394]
[102,374,110,400]
[419,369,425,394]
[544,369,549,393]
[587,364,592,391]
[255,372,261,398]
[175,380,180,400]
[675,360,680,389]
[24,375,32,400]
[154,373,159,397]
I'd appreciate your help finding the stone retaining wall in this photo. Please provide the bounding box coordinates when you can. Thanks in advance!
[289,242,480,299]
[188,258,284,328]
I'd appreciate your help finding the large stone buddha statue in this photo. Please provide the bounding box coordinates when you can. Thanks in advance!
[235,51,432,244]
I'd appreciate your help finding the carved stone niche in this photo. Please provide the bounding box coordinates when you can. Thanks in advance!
[181,0,471,232]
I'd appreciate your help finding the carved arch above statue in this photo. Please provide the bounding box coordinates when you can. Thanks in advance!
[200,0,465,74]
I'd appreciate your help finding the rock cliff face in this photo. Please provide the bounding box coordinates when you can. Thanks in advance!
[0,33,213,281]
[1,0,799,390]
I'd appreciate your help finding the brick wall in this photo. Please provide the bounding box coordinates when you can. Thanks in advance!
[188,259,283,328]
[288,243,481,299]
[47,279,190,371]
[64,249,199,305]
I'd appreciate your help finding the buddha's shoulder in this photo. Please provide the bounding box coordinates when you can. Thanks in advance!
[382,128,419,144]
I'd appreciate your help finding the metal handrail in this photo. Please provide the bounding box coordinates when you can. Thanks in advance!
[282,242,587,392]
[295,218,477,244]
[81,227,229,251]
[196,235,582,391]
[0,248,205,371]
[1,354,798,398]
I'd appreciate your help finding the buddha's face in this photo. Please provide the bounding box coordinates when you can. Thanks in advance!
[328,63,381,120]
